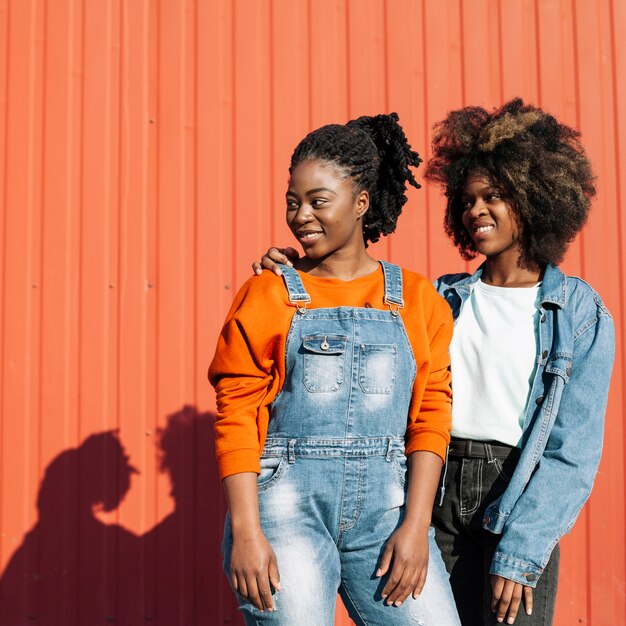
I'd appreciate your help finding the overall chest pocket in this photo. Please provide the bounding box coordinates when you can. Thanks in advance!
[359,344,397,393]
[302,334,347,392]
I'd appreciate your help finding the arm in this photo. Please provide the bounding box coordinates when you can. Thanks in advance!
[376,451,443,605]
[489,308,615,614]
[223,473,281,611]
[209,275,289,478]
[209,276,291,609]
[376,284,454,605]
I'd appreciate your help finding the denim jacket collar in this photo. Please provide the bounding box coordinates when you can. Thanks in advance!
[450,263,567,308]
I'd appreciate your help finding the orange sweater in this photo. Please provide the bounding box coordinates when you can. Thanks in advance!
[209,266,453,479]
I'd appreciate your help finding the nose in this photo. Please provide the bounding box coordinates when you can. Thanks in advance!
[465,198,487,217]
[292,203,314,225]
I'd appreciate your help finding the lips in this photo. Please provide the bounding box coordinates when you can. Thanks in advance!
[296,230,323,243]
[471,223,494,235]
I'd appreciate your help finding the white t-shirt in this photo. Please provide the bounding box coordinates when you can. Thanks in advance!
[449,279,541,447]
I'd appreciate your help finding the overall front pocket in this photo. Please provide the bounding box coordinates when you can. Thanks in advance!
[302,334,347,392]
[358,343,396,393]
[257,457,288,491]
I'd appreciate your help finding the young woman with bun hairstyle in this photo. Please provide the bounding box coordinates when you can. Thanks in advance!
[210,113,461,625]
[256,99,615,626]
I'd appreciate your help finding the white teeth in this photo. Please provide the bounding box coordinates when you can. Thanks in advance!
[300,232,320,239]
[475,225,494,233]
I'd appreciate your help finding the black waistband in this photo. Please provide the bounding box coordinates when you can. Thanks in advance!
[448,437,521,460]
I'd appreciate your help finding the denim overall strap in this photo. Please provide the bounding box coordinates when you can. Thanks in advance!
[380,261,404,309]
[280,266,311,306]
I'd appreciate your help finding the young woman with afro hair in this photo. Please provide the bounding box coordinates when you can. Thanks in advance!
[255,98,615,626]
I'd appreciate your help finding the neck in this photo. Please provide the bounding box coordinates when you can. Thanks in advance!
[481,253,543,287]
[297,248,379,281]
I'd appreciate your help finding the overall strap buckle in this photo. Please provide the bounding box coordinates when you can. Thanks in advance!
[380,261,404,317]
[280,266,311,314]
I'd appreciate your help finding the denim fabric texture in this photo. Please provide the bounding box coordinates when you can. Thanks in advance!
[432,442,559,625]
[223,262,460,626]
[434,264,615,586]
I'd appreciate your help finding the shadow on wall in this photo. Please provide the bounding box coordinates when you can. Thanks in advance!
[0,406,241,626]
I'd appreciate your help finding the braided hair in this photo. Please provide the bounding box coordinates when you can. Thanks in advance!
[290,113,422,245]
[424,98,596,267]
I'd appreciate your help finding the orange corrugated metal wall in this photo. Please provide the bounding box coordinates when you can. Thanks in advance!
[0,0,624,624]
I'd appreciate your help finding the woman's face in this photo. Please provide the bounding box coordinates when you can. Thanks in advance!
[286,159,368,260]
[460,173,521,262]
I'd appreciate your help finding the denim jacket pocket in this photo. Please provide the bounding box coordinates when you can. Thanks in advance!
[358,343,397,394]
[257,457,288,491]
[302,334,347,392]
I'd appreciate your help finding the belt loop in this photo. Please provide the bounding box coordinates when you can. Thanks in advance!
[385,437,393,462]
[287,439,296,464]
[485,443,495,464]
[466,440,473,457]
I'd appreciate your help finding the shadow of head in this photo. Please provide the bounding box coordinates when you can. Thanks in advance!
[156,405,217,505]
[37,431,138,518]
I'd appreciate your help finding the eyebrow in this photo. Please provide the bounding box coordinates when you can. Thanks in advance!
[286,187,338,197]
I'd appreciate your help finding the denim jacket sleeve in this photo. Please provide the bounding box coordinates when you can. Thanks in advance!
[490,297,615,586]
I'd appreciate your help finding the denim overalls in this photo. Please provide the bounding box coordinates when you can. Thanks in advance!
[223,262,460,626]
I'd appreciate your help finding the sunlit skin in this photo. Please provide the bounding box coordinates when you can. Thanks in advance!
[285,159,379,280]
[461,173,542,288]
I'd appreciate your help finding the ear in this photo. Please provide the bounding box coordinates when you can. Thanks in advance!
[355,190,369,219]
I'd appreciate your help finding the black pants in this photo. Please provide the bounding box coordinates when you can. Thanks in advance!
[432,439,560,626]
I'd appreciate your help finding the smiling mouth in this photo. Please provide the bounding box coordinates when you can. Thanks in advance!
[473,225,494,234]
[297,231,323,241]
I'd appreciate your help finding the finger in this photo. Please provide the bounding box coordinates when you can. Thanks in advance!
[412,564,428,599]
[260,254,282,275]
[495,583,514,623]
[267,247,292,268]
[252,262,263,275]
[523,586,533,616]
[491,576,504,612]
[230,570,240,594]
[236,573,247,600]
[381,561,407,604]
[269,556,282,591]
[387,568,417,606]
[283,247,299,263]
[245,577,264,612]
[504,585,523,624]
[257,574,275,612]
[375,544,393,578]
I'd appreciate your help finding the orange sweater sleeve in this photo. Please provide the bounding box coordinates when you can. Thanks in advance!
[208,271,293,479]
[401,272,454,462]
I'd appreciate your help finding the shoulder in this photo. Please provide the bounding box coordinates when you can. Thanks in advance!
[401,268,454,324]
[563,275,612,318]
[226,270,290,318]
[433,272,472,295]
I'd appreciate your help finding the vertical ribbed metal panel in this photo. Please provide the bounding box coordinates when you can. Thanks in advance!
[0,1,623,624]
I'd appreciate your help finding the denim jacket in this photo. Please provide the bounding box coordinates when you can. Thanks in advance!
[434,264,615,587]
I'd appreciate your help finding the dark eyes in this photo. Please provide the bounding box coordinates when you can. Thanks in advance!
[461,192,501,210]
[285,198,328,210]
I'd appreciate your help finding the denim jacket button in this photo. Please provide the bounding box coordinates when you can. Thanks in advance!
[484,516,491,525]
[536,395,544,405]
[566,366,572,376]
[542,350,548,359]
[525,573,536,582]
[540,315,546,323]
